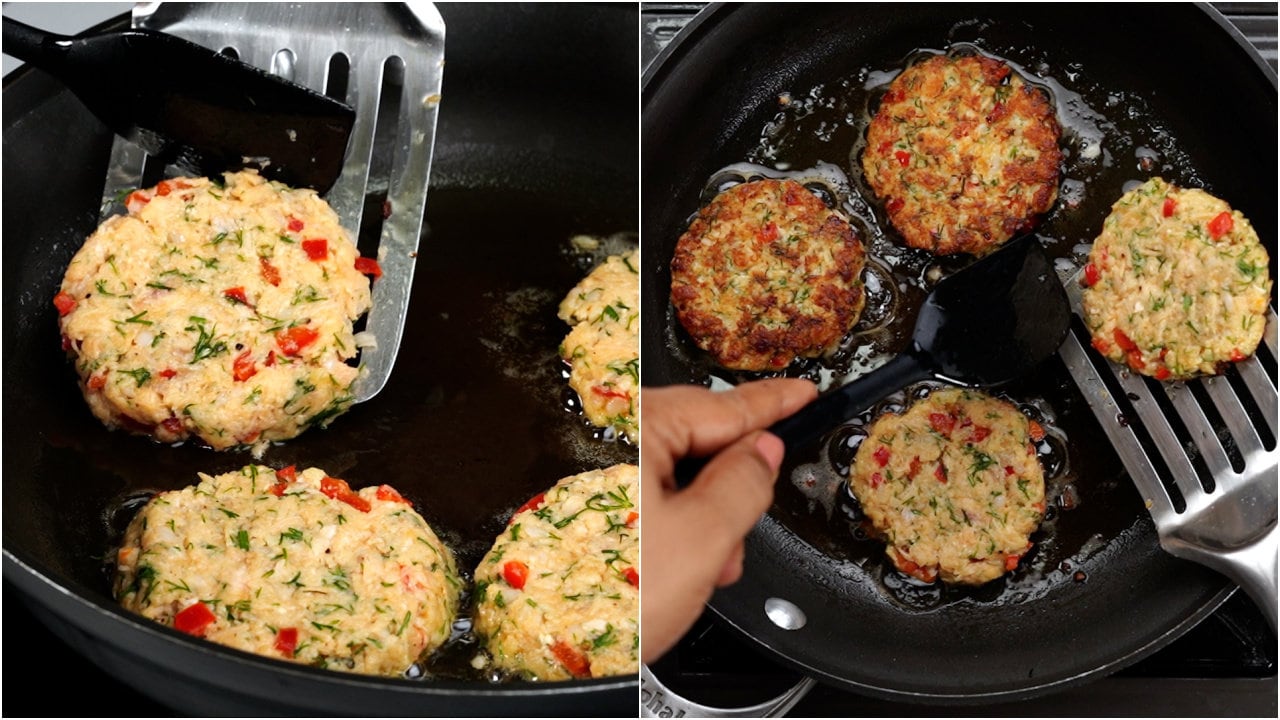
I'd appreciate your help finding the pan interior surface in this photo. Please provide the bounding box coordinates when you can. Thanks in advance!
[4,3,638,714]
[643,3,1273,702]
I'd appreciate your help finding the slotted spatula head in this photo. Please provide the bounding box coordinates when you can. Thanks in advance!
[102,2,446,403]
[1060,269,1278,632]
[2,16,354,193]
[914,234,1072,386]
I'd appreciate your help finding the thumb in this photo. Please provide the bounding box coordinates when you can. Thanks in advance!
[681,430,786,565]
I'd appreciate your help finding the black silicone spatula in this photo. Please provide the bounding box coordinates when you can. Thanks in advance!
[2,17,354,193]
[768,235,1070,451]
[674,236,1070,487]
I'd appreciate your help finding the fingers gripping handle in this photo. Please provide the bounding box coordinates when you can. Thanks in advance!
[674,352,931,489]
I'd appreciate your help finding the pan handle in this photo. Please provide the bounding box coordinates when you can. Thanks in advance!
[641,663,817,718]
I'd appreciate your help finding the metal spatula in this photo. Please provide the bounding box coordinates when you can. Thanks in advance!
[1060,270,1278,632]
[1,15,354,193]
[100,1,446,403]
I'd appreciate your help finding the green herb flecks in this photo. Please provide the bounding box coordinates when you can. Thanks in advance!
[119,368,152,387]
[606,357,639,384]
[185,316,229,363]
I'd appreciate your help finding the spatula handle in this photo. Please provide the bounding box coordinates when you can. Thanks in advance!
[767,350,931,450]
[2,18,68,70]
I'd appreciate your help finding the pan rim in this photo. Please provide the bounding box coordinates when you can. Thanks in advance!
[4,547,638,698]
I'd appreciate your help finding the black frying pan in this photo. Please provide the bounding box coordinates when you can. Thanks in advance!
[642,2,1276,704]
[3,3,638,716]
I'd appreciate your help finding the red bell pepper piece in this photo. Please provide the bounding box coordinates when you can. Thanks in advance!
[223,287,250,306]
[275,326,319,357]
[173,601,216,637]
[1207,211,1233,239]
[1082,262,1100,288]
[259,257,282,287]
[302,238,329,261]
[320,476,371,513]
[1112,328,1139,353]
[232,349,257,382]
[514,492,545,517]
[550,640,591,679]
[873,445,891,467]
[274,627,298,657]
[503,560,529,590]
[354,257,382,279]
[375,484,412,505]
[928,412,955,437]
[53,291,77,316]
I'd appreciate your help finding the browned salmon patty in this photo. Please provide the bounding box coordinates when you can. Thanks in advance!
[848,388,1046,586]
[670,178,867,371]
[862,53,1062,256]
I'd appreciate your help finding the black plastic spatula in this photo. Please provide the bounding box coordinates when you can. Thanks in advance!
[674,237,1070,487]
[769,236,1070,452]
[2,17,354,193]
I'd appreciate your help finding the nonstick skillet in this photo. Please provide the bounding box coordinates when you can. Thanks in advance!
[642,1,1276,705]
[3,3,638,716]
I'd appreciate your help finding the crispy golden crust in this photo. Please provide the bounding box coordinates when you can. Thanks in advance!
[1080,177,1272,380]
[670,179,867,371]
[848,388,1045,586]
[862,53,1062,256]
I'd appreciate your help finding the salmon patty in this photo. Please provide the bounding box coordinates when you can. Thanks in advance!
[670,178,867,371]
[848,388,1045,586]
[1081,177,1272,380]
[558,250,640,442]
[472,463,639,680]
[114,464,460,676]
[54,170,375,454]
[862,53,1062,256]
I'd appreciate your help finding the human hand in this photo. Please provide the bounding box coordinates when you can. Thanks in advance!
[640,378,817,663]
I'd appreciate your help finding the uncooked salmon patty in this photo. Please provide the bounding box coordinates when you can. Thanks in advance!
[848,388,1045,586]
[473,463,639,680]
[558,250,639,443]
[862,53,1062,255]
[1081,177,1272,380]
[113,464,460,676]
[53,170,375,454]
[670,178,867,371]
